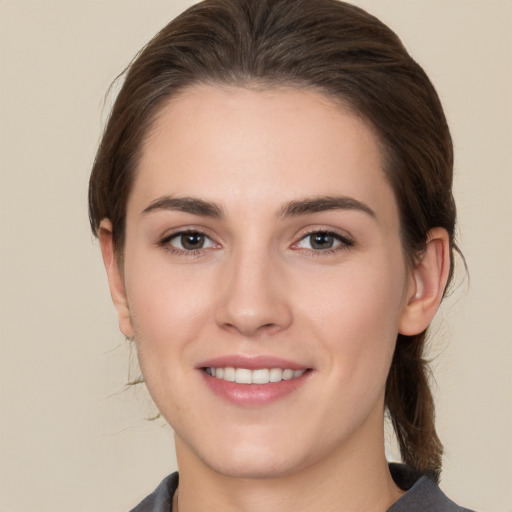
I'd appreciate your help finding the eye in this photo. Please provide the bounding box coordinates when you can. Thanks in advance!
[295,230,353,251]
[163,230,217,252]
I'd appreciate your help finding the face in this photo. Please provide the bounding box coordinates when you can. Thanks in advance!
[107,85,419,479]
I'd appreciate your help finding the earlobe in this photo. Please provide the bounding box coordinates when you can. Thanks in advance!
[398,228,451,336]
[98,220,134,338]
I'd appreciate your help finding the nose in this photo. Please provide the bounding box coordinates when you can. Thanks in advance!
[215,247,293,337]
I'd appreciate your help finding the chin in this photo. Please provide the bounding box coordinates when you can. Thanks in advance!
[180,429,329,481]
[201,449,306,480]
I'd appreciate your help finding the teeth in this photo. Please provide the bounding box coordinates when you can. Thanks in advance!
[252,369,270,384]
[223,367,235,382]
[269,368,282,382]
[205,367,305,384]
[282,369,294,380]
[235,368,252,384]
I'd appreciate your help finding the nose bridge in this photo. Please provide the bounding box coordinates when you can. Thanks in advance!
[215,239,292,336]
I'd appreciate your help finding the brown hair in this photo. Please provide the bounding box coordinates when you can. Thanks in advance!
[89,0,458,480]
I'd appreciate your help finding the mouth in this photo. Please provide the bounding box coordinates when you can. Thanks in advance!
[198,357,312,406]
[203,367,306,384]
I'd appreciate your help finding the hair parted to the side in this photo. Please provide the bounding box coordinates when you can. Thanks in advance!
[89,0,459,481]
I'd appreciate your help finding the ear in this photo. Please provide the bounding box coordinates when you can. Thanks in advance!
[98,220,134,338]
[399,227,451,336]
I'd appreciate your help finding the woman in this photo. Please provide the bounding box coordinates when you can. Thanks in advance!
[89,0,473,510]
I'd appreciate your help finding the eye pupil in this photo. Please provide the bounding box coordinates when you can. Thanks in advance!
[181,232,204,250]
[310,233,334,249]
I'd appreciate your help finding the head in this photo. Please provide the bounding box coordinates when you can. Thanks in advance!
[89,0,457,481]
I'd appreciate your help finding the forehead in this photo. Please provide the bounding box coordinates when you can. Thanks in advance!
[131,85,396,220]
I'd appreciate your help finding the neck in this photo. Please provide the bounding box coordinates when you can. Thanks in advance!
[174,415,403,512]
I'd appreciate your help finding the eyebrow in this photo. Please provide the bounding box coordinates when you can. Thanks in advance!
[141,194,375,220]
[277,195,376,218]
[141,196,224,218]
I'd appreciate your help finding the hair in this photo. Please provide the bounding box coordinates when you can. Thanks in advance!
[89,0,458,481]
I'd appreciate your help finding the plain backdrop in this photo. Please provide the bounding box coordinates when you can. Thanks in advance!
[1,1,511,511]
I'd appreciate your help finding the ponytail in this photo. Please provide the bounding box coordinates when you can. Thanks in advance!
[386,332,443,481]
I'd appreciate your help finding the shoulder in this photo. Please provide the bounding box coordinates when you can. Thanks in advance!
[129,472,178,512]
[388,464,476,512]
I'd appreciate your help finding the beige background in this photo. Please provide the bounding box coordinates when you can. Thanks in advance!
[1,1,511,511]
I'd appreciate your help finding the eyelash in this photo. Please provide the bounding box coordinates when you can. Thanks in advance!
[158,229,217,256]
[158,229,354,256]
[293,229,354,255]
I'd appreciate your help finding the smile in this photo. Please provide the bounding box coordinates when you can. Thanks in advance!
[204,367,306,384]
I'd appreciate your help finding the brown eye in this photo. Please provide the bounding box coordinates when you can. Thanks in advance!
[165,231,216,251]
[180,232,205,250]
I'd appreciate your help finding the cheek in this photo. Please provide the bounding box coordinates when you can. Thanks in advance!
[122,260,214,409]
[125,264,213,346]
[297,259,406,375]
[121,243,227,393]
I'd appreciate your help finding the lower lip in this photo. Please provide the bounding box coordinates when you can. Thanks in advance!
[200,370,310,407]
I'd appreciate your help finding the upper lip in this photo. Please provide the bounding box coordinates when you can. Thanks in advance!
[197,355,310,371]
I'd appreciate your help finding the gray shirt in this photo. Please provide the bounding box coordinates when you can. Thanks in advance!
[130,464,475,511]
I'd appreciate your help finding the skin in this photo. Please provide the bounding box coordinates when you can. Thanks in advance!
[100,85,450,512]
